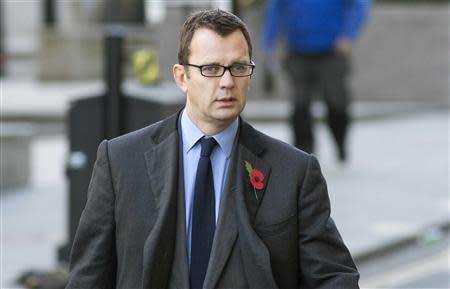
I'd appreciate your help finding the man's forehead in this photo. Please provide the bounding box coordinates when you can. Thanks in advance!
[189,28,250,62]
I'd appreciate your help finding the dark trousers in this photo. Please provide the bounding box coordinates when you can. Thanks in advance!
[285,52,350,159]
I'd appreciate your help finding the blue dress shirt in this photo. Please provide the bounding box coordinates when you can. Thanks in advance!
[180,110,239,264]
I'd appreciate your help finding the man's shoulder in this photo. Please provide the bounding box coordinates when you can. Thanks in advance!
[241,120,310,163]
[107,113,179,153]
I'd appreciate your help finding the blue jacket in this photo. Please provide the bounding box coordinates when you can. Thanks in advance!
[262,0,371,54]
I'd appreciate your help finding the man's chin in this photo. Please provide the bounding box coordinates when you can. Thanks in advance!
[213,108,241,121]
[209,113,238,126]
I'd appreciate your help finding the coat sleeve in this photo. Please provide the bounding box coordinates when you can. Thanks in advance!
[297,155,359,289]
[66,140,117,289]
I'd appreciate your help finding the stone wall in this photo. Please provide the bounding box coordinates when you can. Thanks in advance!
[351,4,449,106]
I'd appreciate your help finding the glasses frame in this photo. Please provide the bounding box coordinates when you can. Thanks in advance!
[183,61,256,77]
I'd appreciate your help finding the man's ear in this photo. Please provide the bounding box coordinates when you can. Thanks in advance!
[173,64,188,94]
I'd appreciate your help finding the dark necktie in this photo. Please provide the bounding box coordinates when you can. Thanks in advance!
[190,137,217,289]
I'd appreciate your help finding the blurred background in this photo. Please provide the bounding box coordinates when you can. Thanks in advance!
[1,0,449,288]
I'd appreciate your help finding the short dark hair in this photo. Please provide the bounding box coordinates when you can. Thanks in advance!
[177,9,253,65]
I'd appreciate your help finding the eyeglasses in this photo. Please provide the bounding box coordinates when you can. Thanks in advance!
[184,62,256,77]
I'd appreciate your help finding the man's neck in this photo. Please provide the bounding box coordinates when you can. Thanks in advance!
[185,109,236,136]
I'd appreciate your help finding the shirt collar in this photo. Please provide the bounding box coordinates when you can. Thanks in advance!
[181,109,238,158]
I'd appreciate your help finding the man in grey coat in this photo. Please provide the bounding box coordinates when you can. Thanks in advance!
[66,9,359,289]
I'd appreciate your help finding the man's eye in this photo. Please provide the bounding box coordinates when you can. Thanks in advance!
[232,64,248,73]
[203,65,221,73]
[232,64,247,72]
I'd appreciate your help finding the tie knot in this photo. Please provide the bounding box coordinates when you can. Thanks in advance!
[200,137,217,157]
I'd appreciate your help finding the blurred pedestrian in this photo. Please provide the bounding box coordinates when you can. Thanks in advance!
[262,0,371,161]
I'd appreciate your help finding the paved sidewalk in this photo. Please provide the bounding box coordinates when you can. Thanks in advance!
[1,136,67,288]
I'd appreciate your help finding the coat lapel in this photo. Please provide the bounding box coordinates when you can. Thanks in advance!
[169,119,190,289]
[204,119,277,289]
[234,167,279,289]
[202,147,239,289]
[233,134,279,289]
[238,145,271,224]
[141,114,180,289]
[237,120,271,223]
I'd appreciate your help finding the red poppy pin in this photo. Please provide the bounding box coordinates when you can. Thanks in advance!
[245,161,265,200]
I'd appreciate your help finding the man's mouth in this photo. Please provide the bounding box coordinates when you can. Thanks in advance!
[215,97,237,107]
[217,97,236,102]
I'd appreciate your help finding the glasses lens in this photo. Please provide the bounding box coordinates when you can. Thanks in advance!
[201,65,224,76]
[231,64,252,76]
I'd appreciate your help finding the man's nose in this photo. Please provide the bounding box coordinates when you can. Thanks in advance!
[219,69,235,88]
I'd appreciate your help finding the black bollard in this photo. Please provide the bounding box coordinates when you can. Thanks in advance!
[43,0,56,28]
[58,24,183,270]
[0,2,4,76]
[103,26,126,139]
[58,27,127,264]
